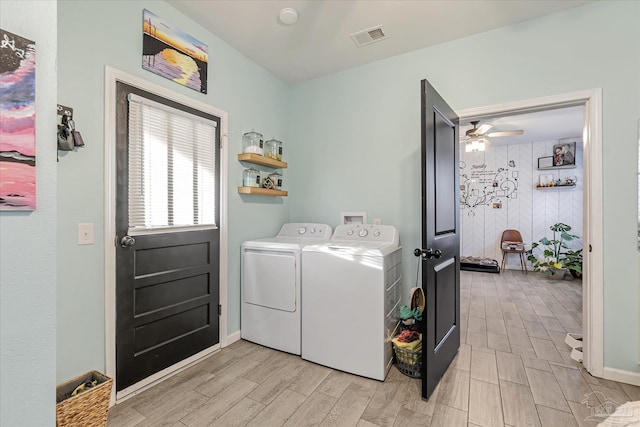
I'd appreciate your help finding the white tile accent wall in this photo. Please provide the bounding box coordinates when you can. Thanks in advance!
[460,138,583,270]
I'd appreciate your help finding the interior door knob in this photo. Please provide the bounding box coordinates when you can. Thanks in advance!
[120,235,136,248]
[429,249,442,259]
[414,248,442,259]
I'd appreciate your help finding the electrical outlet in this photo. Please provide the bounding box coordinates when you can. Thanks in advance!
[373,218,381,225]
[78,223,94,245]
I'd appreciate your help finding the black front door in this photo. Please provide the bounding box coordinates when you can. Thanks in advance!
[419,79,460,399]
[115,82,221,392]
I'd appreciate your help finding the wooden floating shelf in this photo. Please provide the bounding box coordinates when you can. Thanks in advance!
[238,186,288,196]
[237,153,288,169]
[535,184,576,190]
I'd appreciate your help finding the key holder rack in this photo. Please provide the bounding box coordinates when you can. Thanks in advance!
[57,104,85,151]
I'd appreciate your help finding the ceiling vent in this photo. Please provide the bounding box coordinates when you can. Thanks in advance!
[350,26,387,47]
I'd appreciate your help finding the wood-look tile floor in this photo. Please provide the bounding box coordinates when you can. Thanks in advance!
[108,270,640,427]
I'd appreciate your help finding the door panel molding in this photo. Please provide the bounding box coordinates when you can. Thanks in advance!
[457,88,603,378]
[433,257,455,272]
[104,66,229,403]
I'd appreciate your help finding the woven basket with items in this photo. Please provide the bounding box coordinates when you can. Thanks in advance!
[56,370,112,427]
[392,287,424,377]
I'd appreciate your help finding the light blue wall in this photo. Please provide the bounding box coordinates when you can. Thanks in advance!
[0,1,57,425]
[288,1,640,372]
[2,1,638,422]
[56,0,289,382]
[52,0,640,390]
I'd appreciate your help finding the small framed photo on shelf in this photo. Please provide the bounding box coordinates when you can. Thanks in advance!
[538,156,554,169]
[539,174,554,186]
[341,212,367,225]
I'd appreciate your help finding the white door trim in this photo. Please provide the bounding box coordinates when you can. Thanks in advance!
[103,66,229,403]
[457,88,604,378]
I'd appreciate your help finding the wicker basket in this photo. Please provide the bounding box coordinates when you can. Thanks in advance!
[392,342,422,378]
[56,371,112,427]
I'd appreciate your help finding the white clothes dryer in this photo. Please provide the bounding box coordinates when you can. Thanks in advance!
[301,224,402,380]
[241,223,332,355]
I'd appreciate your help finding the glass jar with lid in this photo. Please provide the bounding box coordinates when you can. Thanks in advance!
[242,130,264,155]
[242,167,260,188]
[265,138,282,161]
[269,172,283,190]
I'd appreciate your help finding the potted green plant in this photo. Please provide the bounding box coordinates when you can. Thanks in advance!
[527,223,581,277]
[564,249,583,278]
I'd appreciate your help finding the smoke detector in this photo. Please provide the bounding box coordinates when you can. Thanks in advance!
[278,8,298,25]
[350,25,387,47]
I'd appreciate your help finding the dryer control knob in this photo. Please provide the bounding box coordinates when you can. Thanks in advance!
[298,227,307,234]
[347,230,354,236]
[358,229,368,237]
[309,227,316,234]
[374,231,381,237]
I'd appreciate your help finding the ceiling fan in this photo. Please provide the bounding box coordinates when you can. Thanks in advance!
[461,120,524,152]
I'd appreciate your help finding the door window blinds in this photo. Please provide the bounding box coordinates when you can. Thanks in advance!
[127,93,217,232]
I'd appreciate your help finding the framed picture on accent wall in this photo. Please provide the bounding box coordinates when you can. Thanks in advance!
[553,141,576,166]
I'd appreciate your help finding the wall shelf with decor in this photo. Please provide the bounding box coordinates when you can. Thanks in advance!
[537,141,577,169]
[238,152,287,197]
[237,187,288,196]
[237,153,287,169]
[535,184,576,190]
[537,165,577,170]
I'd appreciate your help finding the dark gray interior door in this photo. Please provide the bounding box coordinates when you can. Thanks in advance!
[418,79,461,399]
[115,82,220,392]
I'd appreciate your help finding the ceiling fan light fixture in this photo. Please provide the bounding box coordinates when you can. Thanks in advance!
[465,138,486,152]
[462,119,523,153]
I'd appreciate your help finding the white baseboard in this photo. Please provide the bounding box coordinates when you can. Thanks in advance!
[226,330,241,346]
[603,367,640,386]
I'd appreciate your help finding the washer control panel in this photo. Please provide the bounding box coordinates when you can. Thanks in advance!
[278,223,332,239]
[332,224,399,245]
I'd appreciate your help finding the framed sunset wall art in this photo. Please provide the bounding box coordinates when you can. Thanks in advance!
[0,29,36,211]
[142,9,208,93]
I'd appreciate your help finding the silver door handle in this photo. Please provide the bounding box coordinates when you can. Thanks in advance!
[120,235,136,248]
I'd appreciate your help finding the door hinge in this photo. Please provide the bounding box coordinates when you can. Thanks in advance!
[218,304,222,316]
[114,235,119,247]
[589,244,592,253]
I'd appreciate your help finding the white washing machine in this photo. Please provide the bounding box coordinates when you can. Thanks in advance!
[241,223,332,355]
[301,224,402,380]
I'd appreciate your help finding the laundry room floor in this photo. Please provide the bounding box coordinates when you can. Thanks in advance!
[107,270,640,427]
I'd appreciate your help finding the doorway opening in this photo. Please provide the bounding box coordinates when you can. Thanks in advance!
[460,105,584,273]
[457,88,603,378]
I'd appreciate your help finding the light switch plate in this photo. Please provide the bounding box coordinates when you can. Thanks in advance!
[78,223,94,245]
